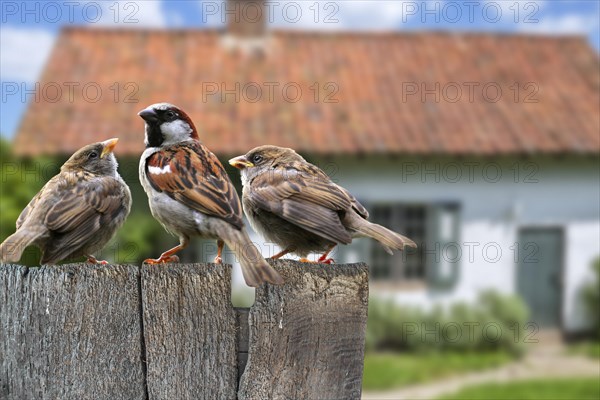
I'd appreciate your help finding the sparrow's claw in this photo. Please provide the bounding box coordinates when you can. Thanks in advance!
[143,255,180,264]
[86,255,109,265]
[213,255,223,264]
[299,257,334,264]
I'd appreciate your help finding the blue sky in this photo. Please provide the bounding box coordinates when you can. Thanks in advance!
[1,0,599,138]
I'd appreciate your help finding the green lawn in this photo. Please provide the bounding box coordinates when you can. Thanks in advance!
[437,378,600,400]
[362,351,513,391]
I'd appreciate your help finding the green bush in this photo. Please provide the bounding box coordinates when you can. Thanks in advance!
[367,290,529,355]
[0,139,62,265]
[582,258,600,337]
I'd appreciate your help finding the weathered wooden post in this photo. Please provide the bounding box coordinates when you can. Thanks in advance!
[238,261,369,400]
[0,264,146,400]
[0,260,369,400]
[141,263,238,399]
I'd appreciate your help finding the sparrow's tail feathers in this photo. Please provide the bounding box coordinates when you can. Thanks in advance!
[0,229,38,263]
[345,213,417,254]
[223,229,284,287]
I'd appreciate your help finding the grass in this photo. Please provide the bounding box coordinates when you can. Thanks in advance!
[437,378,600,400]
[568,341,600,359]
[362,351,513,391]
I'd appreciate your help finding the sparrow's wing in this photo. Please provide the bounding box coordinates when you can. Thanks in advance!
[16,190,44,230]
[41,173,126,261]
[335,184,369,219]
[145,142,244,229]
[247,165,353,244]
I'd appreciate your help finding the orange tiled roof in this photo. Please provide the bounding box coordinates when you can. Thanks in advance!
[14,28,600,156]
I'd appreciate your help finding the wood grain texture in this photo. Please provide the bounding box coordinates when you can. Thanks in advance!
[235,308,250,384]
[141,263,237,400]
[238,260,369,400]
[0,263,145,400]
[1,262,369,400]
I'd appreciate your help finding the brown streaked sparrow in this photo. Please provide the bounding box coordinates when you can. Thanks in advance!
[0,139,132,265]
[137,103,283,287]
[229,145,417,263]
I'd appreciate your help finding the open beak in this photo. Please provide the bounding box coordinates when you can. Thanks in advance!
[138,107,158,122]
[100,138,119,158]
[228,155,254,169]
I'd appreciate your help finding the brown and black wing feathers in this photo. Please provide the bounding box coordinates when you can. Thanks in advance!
[336,184,369,219]
[146,141,244,229]
[41,172,127,262]
[246,163,353,244]
[16,188,45,229]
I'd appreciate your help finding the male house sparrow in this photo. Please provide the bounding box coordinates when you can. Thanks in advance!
[138,103,283,287]
[229,146,417,263]
[0,139,131,265]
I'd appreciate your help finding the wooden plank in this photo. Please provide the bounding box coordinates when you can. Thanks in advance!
[0,263,146,400]
[141,263,237,400]
[238,260,369,400]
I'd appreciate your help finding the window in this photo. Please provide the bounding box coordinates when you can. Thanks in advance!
[368,202,461,288]
[370,204,427,282]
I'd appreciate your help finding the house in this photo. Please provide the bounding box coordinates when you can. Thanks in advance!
[12,12,600,334]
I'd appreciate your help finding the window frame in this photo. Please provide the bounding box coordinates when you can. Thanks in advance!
[363,201,462,291]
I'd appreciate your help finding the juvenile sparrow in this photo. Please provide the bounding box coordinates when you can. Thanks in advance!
[0,139,131,265]
[138,103,283,287]
[229,146,417,263]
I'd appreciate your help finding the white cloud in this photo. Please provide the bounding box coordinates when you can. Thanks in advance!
[483,0,547,24]
[86,0,166,28]
[199,0,414,31]
[0,2,167,82]
[517,13,600,35]
[309,0,410,30]
[0,27,56,82]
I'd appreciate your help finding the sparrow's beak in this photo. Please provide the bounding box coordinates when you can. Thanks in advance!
[229,155,254,169]
[138,107,158,123]
[100,138,119,158]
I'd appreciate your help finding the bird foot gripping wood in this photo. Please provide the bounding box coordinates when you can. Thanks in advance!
[213,240,224,264]
[86,255,109,265]
[143,255,180,265]
[317,245,336,265]
[299,257,335,265]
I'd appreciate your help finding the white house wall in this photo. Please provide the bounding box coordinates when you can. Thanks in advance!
[564,222,600,331]
[318,156,599,332]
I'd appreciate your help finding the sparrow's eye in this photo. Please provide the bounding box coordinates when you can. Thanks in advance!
[165,110,176,120]
[89,151,98,159]
[252,154,263,163]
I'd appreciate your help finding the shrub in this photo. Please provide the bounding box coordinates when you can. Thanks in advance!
[582,258,600,337]
[367,290,529,355]
[0,140,61,265]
